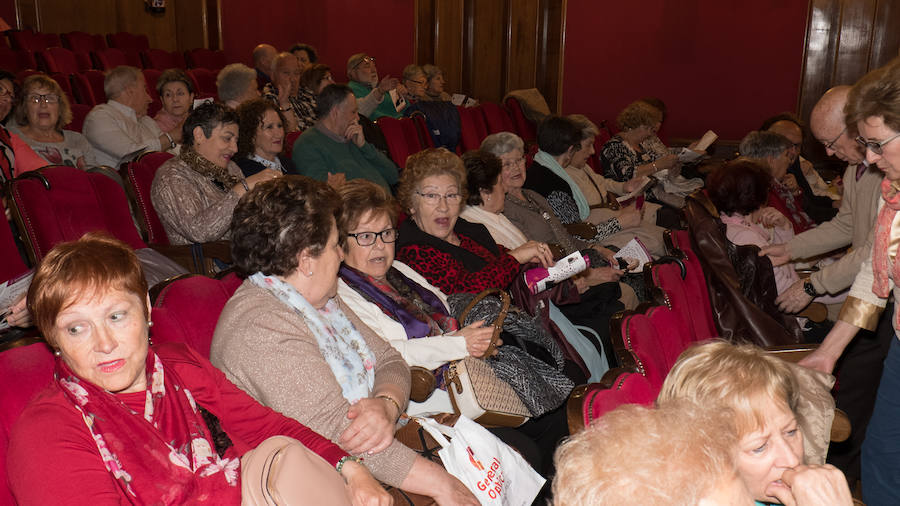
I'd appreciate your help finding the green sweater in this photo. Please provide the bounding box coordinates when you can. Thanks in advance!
[348,80,402,120]
[292,126,399,190]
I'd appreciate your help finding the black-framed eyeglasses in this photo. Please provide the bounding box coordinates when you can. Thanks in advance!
[0,87,12,98]
[347,228,398,246]
[823,126,847,150]
[27,94,59,104]
[352,56,376,71]
[855,132,900,156]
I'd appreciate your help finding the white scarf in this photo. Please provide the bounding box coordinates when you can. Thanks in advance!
[250,154,285,173]
[460,205,528,249]
[250,272,375,403]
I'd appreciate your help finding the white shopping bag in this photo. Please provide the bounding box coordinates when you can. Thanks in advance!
[416,416,545,506]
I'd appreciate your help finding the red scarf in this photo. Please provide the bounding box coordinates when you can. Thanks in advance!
[55,351,241,504]
[872,177,900,303]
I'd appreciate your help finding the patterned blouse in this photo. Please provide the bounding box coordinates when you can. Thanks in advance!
[600,135,655,182]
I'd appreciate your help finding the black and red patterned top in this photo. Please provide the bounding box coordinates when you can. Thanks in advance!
[396,217,520,294]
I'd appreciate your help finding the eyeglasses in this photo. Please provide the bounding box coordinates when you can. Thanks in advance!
[855,132,900,155]
[416,191,462,206]
[406,79,425,85]
[0,87,12,98]
[501,156,525,169]
[823,126,847,151]
[27,94,59,104]
[352,56,376,71]
[347,228,398,246]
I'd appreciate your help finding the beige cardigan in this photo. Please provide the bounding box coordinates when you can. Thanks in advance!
[210,280,414,486]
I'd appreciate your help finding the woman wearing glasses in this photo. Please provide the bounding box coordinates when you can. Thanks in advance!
[801,59,900,504]
[8,74,95,170]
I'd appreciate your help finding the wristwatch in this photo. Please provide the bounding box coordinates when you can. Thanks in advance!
[802,279,819,297]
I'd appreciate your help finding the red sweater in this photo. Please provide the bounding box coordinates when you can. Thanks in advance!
[397,233,521,294]
[7,343,347,506]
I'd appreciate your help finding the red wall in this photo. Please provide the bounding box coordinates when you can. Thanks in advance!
[220,0,414,83]
[562,0,809,141]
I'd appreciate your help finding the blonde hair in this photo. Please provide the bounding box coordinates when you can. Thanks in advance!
[553,402,739,506]
[616,100,663,131]
[658,340,800,435]
[15,74,73,129]
[396,148,467,213]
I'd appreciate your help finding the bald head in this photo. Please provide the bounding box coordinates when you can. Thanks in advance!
[810,86,863,164]
[252,44,277,71]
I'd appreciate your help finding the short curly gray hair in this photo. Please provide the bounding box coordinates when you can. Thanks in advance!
[216,63,257,104]
[480,131,524,158]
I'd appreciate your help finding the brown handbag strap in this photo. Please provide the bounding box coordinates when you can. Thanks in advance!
[458,288,511,356]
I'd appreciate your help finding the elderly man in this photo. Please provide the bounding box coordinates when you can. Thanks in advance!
[760,86,887,486]
[346,53,401,120]
[252,43,277,88]
[291,84,398,190]
[216,63,260,109]
[762,114,838,224]
[263,52,302,132]
[83,66,170,168]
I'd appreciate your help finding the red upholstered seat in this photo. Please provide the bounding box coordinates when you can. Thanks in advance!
[186,68,218,99]
[184,48,227,70]
[666,229,718,341]
[61,31,107,53]
[8,30,59,52]
[377,116,415,168]
[150,273,242,358]
[72,70,106,106]
[457,105,489,151]
[0,342,56,506]
[410,114,435,148]
[0,209,28,283]
[64,103,91,133]
[503,96,537,143]
[648,259,714,346]
[481,101,515,134]
[92,47,129,70]
[283,130,303,160]
[575,372,656,429]
[39,47,80,74]
[613,311,672,389]
[141,49,186,70]
[587,122,612,172]
[8,166,147,264]
[142,68,163,116]
[0,49,37,73]
[46,72,76,105]
[122,151,175,244]
[106,32,150,52]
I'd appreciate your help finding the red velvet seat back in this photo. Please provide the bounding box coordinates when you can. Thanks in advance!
[644,304,693,372]
[72,70,106,105]
[93,48,129,70]
[8,31,50,52]
[587,126,612,172]
[581,372,656,427]
[283,130,303,160]
[457,105,489,152]
[0,211,28,283]
[410,115,435,148]
[481,101,515,134]
[0,343,55,506]
[649,261,711,345]
[62,31,107,53]
[39,47,79,74]
[64,103,91,133]
[9,166,147,263]
[0,49,37,73]
[667,230,718,341]
[614,312,671,389]
[377,117,414,168]
[150,273,242,358]
[185,48,227,71]
[141,49,185,70]
[106,32,150,52]
[186,68,218,99]
[123,151,175,244]
[142,68,163,116]
[503,97,537,143]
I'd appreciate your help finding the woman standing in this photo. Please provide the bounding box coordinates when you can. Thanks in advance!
[801,59,900,504]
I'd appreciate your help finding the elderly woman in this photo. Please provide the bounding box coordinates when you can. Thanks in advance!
[294,63,334,131]
[216,63,261,110]
[7,233,388,505]
[153,69,195,146]
[802,59,900,503]
[289,43,318,73]
[708,160,843,306]
[211,176,477,505]
[400,64,427,105]
[235,98,297,177]
[658,341,852,506]
[740,130,816,234]
[421,64,451,102]
[150,102,281,245]
[600,100,678,184]
[335,179,572,476]
[0,70,44,179]
[263,52,303,133]
[8,74,95,170]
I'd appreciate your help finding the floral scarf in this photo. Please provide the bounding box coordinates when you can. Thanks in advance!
[873,178,900,306]
[181,147,243,191]
[56,351,241,504]
[250,272,375,402]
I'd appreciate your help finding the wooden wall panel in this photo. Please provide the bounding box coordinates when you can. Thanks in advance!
[175,0,208,52]
[505,0,539,94]
[31,0,117,35]
[116,2,179,52]
[871,0,900,66]
[538,0,566,113]
[415,0,436,66]
[832,0,877,85]
[467,0,505,103]
[433,0,465,98]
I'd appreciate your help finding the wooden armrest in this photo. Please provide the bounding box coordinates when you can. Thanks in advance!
[831,408,851,443]
[764,343,819,363]
[798,302,828,323]
[566,367,633,435]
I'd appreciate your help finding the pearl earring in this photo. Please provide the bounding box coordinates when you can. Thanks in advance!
[53,349,61,357]
[148,320,154,327]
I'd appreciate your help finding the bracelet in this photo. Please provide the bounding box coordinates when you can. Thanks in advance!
[377,394,402,420]
[164,132,175,149]
[652,162,658,170]
[336,455,363,474]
